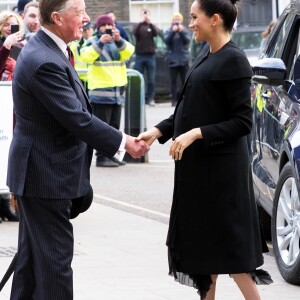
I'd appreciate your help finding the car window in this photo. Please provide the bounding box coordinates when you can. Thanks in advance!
[154,34,167,51]
[231,31,262,50]
[266,13,295,58]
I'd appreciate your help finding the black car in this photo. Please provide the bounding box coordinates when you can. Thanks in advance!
[231,26,264,66]
[250,1,300,285]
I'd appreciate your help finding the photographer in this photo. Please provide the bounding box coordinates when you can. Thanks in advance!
[164,12,191,106]
[133,9,158,106]
[80,15,135,167]
[0,10,24,81]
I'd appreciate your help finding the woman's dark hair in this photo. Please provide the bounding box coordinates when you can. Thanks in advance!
[196,0,240,32]
[39,0,71,25]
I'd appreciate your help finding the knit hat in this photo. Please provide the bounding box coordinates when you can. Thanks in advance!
[95,15,114,29]
[173,12,183,22]
[17,0,32,14]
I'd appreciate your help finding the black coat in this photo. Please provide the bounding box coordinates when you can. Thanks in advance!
[156,41,264,275]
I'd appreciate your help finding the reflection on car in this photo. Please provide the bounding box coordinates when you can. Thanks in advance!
[119,22,170,97]
[231,26,264,66]
[250,1,300,285]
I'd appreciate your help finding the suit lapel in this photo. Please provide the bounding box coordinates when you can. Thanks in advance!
[36,30,91,111]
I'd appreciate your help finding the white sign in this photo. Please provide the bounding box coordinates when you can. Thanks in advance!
[0,82,13,194]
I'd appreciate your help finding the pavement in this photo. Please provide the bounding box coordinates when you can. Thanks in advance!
[1,103,300,299]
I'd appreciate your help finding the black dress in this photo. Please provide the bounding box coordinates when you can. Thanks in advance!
[156,41,272,299]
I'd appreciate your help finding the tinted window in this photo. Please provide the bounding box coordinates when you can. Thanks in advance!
[266,13,295,58]
[231,31,262,50]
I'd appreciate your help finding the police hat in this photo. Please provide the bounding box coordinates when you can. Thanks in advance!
[70,184,93,219]
[82,22,94,30]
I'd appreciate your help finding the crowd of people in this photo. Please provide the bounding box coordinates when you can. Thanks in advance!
[1,0,274,299]
[0,0,194,170]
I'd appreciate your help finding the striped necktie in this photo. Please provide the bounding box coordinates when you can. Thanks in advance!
[66,46,74,67]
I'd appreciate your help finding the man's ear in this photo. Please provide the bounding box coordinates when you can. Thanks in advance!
[51,11,63,26]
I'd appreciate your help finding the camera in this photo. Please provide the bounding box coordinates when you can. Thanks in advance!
[105,28,113,36]
[11,24,19,34]
[174,22,179,26]
[143,11,147,15]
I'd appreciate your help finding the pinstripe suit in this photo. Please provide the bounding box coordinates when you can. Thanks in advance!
[7,29,122,299]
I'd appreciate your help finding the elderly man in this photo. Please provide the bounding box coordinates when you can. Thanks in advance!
[7,0,149,299]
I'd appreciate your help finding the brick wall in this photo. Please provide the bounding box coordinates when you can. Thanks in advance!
[179,0,194,27]
[85,0,129,23]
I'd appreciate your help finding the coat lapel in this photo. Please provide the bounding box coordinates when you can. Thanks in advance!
[175,44,210,111]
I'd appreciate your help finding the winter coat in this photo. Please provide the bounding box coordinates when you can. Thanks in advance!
[80,31,134,105]
[156,41,265,275]
[164,27,191,67]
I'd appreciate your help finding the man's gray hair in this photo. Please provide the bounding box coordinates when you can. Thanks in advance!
[39,0,72,25]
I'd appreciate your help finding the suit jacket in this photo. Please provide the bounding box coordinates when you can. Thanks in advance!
[7,30,122,199]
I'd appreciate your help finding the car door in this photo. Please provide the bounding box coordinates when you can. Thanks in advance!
[252,12,300,213]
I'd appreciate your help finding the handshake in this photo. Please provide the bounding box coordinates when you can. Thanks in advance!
[124,127,162,159]
[126,126,201,160]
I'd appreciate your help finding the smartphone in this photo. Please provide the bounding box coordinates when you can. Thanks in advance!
[9,44,22,60]
[11,24,19,34]
[105,28,113,36]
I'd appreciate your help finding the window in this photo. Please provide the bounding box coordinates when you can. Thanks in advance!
[129,0,178,30]
[0,0,16,12]
[266,13,295,59]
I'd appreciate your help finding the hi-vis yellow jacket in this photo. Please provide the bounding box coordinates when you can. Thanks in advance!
[69,38,89,82]
[80,33,135,105]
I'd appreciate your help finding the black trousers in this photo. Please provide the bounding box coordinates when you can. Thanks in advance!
[91,103,121,160]
[10,196,73,300]
[169,65,189,105]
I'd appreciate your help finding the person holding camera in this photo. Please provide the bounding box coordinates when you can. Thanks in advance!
[164,12,191,106]
[0,10,24,81]
[133,9,158,107]
[81,14,135,167]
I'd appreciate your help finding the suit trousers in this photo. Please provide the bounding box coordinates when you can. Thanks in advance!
[10,196,73,300]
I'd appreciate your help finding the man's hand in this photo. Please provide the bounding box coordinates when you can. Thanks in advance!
[136,127,162,146]
[99,34,112,44]
[113,28,120,42]
[125,135,150,158]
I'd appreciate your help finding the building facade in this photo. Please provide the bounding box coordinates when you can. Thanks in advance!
[0,1,293,31]
[84,0,290,30]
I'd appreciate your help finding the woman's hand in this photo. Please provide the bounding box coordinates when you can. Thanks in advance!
[170,128,202,160]
[3,32,23,50]
[136,127,162,146]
